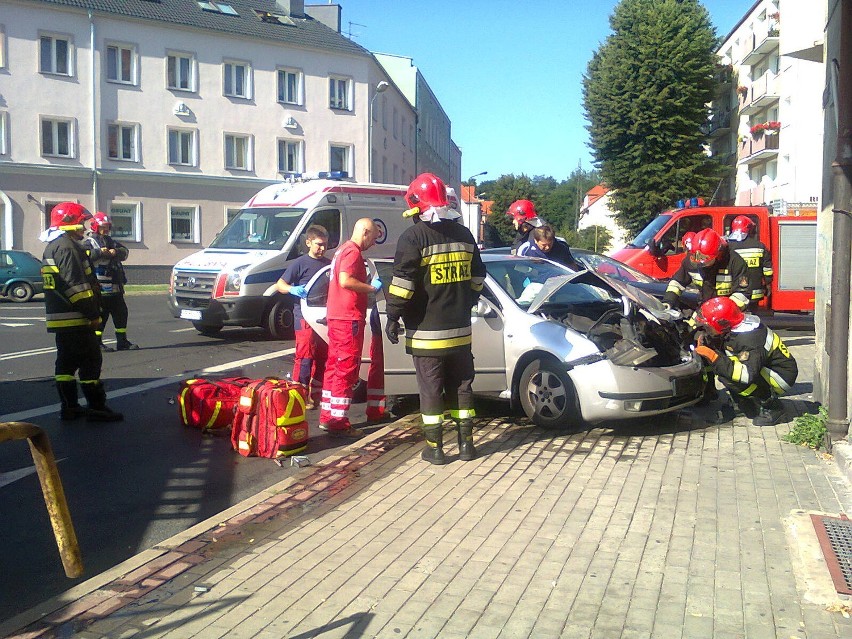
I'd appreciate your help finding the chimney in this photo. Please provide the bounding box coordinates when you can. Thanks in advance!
[275,1,304,17]
[304,4,342,32]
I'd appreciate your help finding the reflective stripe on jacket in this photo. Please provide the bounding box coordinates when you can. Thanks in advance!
[43,233,101,332]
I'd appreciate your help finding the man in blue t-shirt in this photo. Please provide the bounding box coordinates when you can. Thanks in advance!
[276,225,331,408]
[520,224,581,270]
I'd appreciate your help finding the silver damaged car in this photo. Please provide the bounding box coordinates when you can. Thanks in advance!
[300,254,704,429]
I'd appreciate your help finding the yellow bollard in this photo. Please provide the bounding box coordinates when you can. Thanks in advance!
[0,422,83,578]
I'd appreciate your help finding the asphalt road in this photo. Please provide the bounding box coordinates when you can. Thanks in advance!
[0,293,379,623]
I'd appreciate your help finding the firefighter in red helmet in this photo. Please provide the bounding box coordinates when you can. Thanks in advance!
[694,296,797,425]
[386,173,486,464]
[40,202,123,422]
[506,199,544,255]
[727,215,773,312]
[84,211,139,351]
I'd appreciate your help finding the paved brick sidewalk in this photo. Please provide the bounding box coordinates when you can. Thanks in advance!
[3,340,852,639]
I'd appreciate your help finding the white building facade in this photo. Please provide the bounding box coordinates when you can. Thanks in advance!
[578,185,627,254]
[710,0,824,212]
[0,0,426,280]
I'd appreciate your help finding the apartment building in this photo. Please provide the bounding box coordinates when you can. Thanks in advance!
[709,0,824,212]
[0,0,456,280]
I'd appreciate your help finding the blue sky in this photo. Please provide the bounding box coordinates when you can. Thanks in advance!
[338,0,751,181]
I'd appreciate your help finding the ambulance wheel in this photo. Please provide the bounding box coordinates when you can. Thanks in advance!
[266,299,294,340]
[518,358,583,430]
[192,322,222,336]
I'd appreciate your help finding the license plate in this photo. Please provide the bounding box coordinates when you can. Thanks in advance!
[180,309,202,320]
[672,374,702,397]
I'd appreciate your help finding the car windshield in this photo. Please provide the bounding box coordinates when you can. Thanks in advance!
[576,252,655,284]
[485,258,614,310]
[625,214,671,249]
[209,207,306,250]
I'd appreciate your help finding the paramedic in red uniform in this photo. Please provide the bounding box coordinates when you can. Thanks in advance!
[276,224,331,408]
[319,218,382,438]
[385,173,486,464]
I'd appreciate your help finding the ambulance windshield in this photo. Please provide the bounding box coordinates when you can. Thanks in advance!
[209,208,307,250]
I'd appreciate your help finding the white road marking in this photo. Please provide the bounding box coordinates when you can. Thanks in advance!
[0,458,67,489]
[0,317,45,321]
[0,348,296,423]
[169,327,198,333]
[1,323,32,327]
[0,340,115,361]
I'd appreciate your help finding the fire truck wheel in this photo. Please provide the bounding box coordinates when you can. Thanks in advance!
[266,298,295,340]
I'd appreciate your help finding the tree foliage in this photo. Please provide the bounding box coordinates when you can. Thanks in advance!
[583,0,722,235]
[477,169,600,245]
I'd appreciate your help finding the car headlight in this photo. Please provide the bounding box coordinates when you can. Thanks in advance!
[225,265,250,293]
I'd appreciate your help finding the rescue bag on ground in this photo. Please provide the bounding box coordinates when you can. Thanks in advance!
[177,377,253,433]
[231,379,309,458]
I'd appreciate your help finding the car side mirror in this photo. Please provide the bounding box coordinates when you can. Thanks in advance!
[472,299,497,318]
[645,238,664,257]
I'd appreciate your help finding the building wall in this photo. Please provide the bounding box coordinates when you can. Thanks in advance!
[578,190,628,254]
[0,0,418,273]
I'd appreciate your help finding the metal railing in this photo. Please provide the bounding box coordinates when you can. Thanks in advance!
[0,422,83,578]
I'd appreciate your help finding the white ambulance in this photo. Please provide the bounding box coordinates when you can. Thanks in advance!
[167,173,409,338]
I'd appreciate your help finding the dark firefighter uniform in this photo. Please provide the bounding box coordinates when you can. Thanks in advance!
[664,247,751,310]
[85,231,136,350]
[43,234,119,420]
[729,236,773,310]
[386,220,486,461]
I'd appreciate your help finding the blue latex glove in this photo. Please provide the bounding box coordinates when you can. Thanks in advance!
[523,277,531,288]
[370,277,382,291]
[289,285,307,299]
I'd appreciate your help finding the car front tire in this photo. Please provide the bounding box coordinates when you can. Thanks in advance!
[192,321,223,337]
[266,298,294,340]
[7,282,34,303]
[518,358,583,430]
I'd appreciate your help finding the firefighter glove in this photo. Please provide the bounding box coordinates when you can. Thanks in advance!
[695,345,719,363]
[371,277,382,291]
[385,318,401,344]
[289,285,307,299]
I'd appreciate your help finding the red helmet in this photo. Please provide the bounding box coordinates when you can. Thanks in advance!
[50,202,91,231]
[682,231,696,252]
[90,211,112,234]
[729,215,755,241]
[688,228,725,265]
[404,173,448,217]
[697,296,745,334]
[506,200,537,223]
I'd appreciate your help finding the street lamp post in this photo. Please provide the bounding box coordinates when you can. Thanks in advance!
[368,81,389,182]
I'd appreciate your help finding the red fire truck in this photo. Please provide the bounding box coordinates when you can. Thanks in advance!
[610,199,817,312]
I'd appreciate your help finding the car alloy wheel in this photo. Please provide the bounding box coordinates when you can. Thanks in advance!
[8,282,34,303]
[518,358,582,429]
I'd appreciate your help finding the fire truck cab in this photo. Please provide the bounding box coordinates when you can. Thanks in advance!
[610,199,817,312]
[168,173,410,338]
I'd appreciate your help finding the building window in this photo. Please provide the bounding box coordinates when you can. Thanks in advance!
[42,200,65,230]
[277,139,303,174]
[0,25,6,69]
[41,117,74,158]
[393,108,398,139]
[39,33,72,75]
[329,76,351,110]
[330,144,351,175]
[109,202,141,242]
[169,205,199,243]
[106,43,136,84]
[168,128,197,166]
[224,61,251,98]
[224,133,252,170]
[167,51,195,91]
[401,117,407,147]
[0,111,7,156]
[225,207,241,224]
[277,68,302,105]
[107,123,139,162]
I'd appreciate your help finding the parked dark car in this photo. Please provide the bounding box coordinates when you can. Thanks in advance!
[1,250,44,302]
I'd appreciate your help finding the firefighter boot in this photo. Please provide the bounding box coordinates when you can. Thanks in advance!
[57,380,86,421]
[752,397,784,427]
[81,381,124,422]
[696,372,719,406]
[96,331,115,352]
[421,425,446,465]
[457,419,477,461]
[116,333,139,351]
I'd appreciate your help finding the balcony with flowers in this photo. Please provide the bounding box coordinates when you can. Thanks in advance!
[743,12,780,65]
[740,71,779,115]
[738,121,780,163]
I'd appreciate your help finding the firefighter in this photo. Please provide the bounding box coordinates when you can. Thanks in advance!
[318,219,382,438]
[40,202,123,422]
[84,212,138,351]
[693,296,798,426]
[507,200,544,255]
[385,173,486,464]
[664,227,751,311]
[727,215,773,313]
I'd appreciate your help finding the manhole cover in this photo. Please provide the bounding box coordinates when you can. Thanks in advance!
[811,514,852,596]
